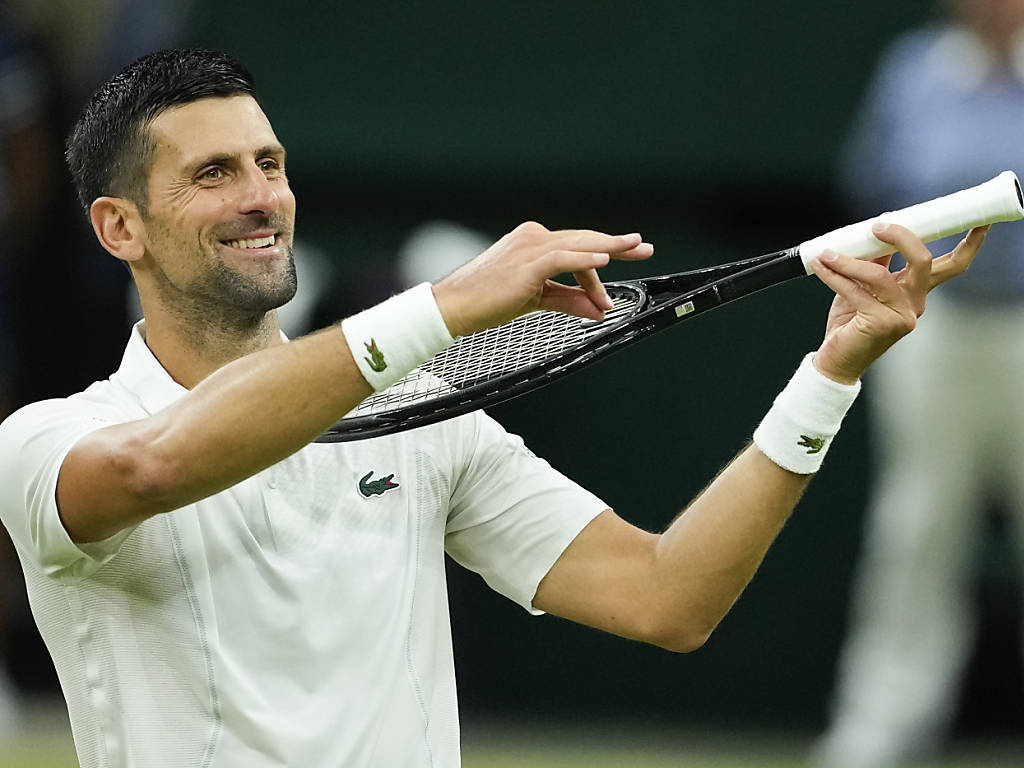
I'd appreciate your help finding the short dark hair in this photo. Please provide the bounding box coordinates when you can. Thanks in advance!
[66,48,257,217]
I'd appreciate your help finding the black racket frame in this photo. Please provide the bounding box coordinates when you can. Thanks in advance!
[316,247,804,442]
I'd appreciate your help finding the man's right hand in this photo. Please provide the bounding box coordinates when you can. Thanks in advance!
[431,221,654,338]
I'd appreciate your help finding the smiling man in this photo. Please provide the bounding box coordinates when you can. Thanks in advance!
[88,90,298,387]
[0,48,989,767]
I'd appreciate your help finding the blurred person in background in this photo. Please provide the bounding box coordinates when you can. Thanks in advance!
[815,1,1024,765]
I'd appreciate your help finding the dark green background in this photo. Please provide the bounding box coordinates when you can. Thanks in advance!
[179,0,1019,733]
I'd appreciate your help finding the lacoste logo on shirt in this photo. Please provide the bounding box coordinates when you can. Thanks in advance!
[358,470,400,498]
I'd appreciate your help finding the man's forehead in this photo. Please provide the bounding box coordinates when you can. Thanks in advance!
[148,95,282,166]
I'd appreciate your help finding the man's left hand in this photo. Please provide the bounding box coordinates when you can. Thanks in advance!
[808,222,989,384]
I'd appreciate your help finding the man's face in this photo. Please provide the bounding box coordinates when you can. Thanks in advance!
[139,95,298,317]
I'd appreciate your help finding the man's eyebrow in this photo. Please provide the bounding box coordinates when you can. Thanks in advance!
[185,145,287,174]
[185,152,234,176]
[257,144,287,160]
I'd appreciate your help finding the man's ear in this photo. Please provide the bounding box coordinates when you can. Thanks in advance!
[89,197,146,264]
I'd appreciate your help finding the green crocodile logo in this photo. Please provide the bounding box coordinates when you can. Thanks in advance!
[363,338,387,372]
[359,470,400,498]
[797,435,826,455]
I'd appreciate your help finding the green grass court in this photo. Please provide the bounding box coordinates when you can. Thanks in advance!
[4,702,1023,767]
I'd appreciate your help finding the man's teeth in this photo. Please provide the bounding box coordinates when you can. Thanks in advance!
[225,235,275,249]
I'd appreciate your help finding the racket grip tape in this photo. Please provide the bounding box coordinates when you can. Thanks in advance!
[797,170,1024,272]
[753,354,861,474]
[341,283,456,392]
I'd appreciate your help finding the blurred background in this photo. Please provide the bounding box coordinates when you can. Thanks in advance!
[2,0,1023,765]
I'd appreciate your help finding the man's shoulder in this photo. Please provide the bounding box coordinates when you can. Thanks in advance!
[414,409,503,449]
[416,409,543,472]
[0,379,137,444]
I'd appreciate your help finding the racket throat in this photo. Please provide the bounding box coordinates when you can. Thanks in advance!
[708,248,804,305]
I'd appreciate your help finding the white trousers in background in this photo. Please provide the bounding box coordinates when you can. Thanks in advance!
[816,294,1024,767]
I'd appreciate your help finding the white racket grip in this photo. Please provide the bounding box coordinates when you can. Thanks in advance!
[797,170,1024,273]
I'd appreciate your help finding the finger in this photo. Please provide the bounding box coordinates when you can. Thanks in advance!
[929,225,989,289]
[549,229,644,254]
[572,267,613,310]
[871,221,932,298]
[538,280,607,320]
[811,250,903,305]
[536,249,610,280]
[809,253,886,309]
[611,241,655,261]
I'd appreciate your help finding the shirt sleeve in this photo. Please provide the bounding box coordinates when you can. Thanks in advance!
[0,399,133,581]
[444,412,608,615]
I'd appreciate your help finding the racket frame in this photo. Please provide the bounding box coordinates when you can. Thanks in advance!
[316,249,804,442]
[316,169,1024,442]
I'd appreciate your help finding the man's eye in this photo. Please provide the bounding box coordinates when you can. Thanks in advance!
[201,167,224,180]
[260,159,281,172]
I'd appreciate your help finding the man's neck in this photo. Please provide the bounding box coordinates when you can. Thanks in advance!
[139,301,285,390]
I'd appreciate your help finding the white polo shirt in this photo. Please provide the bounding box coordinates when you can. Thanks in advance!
[0,323,607,767]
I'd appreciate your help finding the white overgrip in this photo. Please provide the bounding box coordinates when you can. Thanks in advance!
[797,170,1024,273]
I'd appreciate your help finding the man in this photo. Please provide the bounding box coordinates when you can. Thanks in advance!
[0,48,988,767]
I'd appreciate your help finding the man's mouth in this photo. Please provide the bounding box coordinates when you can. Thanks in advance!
[223,234,277,250]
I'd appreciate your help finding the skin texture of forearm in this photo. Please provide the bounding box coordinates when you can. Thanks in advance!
[531,444,810,652]
[57,325,371,543]
[650,443,810,648]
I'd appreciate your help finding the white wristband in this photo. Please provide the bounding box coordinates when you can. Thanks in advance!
[752,353,861,474]
[341,283,456,391]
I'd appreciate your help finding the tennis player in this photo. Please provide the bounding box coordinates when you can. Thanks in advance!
[0,49,988,767]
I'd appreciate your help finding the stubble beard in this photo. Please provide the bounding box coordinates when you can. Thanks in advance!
[203,243,298,316]
[183,239,299,337]
[147,214,300,338]
[205,212,298,316]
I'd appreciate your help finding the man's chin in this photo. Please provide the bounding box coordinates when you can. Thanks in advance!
[207,271,297,316]
[236,279,298,314]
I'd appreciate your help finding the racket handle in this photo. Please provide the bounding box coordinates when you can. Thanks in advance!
[797,170,1024,273]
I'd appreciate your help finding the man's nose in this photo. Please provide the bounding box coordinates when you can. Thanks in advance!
[238,164,281,215]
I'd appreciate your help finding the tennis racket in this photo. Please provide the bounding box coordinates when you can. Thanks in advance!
[317,171,1024,443]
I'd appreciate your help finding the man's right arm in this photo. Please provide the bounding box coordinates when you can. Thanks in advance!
[56,326,372,543]
[56,223,653,543]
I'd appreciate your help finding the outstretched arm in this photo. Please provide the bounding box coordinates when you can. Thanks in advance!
[533,223,989,651]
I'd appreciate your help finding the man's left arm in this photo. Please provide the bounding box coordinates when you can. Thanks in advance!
[533,222,989,651]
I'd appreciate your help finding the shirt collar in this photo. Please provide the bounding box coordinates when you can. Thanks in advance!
[110,321,189,415]
[109,320,291,415]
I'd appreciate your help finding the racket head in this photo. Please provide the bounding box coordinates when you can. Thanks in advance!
[317,282,648,442]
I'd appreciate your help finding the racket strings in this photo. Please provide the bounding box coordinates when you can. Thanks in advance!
[348,292,640,416]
